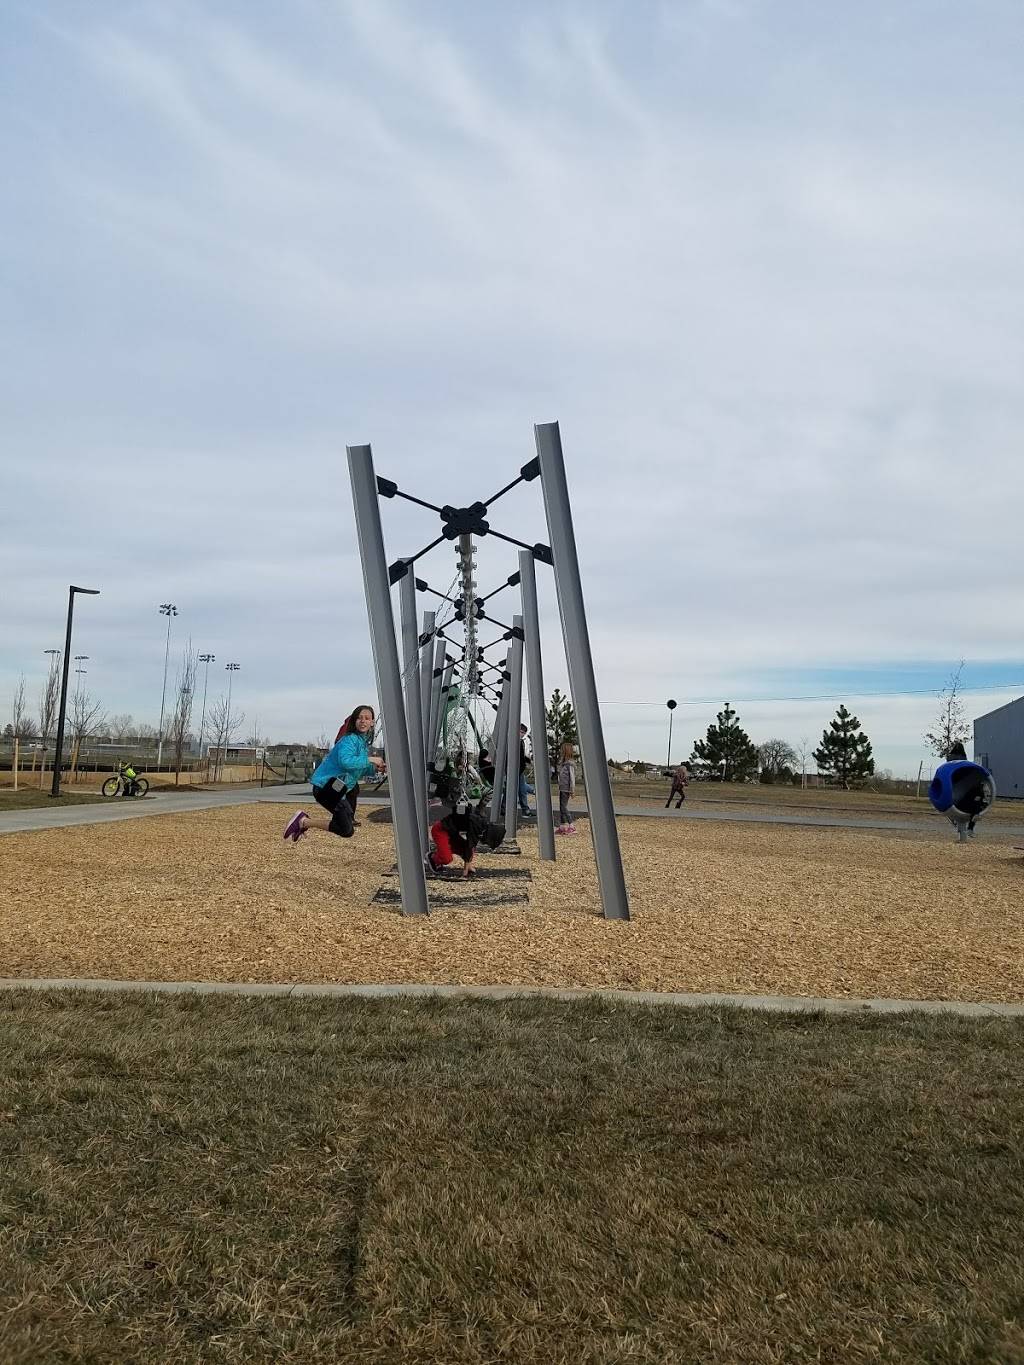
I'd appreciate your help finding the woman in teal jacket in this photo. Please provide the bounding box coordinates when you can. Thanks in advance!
[284,704,384,842]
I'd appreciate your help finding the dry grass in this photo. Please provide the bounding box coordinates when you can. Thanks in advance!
[0,788,106,810]
[2,805,1023,1002]
[1,991,1023,1364]
[609,776,1024,825]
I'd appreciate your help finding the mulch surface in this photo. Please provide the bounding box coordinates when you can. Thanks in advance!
[2,805,1022,1001]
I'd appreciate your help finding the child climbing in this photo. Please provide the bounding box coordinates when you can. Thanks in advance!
[557,741,577,834]
[284,705,384,842]
[428,807,506,877]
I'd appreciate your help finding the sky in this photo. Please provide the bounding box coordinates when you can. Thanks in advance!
[2,0,1023,776]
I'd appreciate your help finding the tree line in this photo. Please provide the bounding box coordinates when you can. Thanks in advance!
[3,646,247,785]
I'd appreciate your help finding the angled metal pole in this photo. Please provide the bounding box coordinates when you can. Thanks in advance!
[519,550,555,859]
[503,615,525,844]
[419,610,435,763]
[427,637,446,766]
[399,566,429,857]
[347,445,428,916]
[488,652,511,823]
[535,421,630,920]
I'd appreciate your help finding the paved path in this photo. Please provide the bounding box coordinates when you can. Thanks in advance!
[4,785,1023,839]
[1,977,1021,1018]
[0,783,311,835]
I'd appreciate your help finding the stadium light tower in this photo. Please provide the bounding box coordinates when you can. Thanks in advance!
[197,653,216,758]
[156,603,178,768]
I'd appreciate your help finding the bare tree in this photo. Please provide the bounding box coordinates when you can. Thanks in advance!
[757,738,798,783]
[206,695,245,782]
[167,644,199,786]
[11,675,24,737]
[135,722,159,741]
[108,713,135,742]
[924,661,971,759]
[69,691,107,780]
[794,736,814,789]
[37,655,62,785]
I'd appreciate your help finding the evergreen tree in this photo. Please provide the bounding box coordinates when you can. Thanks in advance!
[814,705,875,788]
[690,703,759,782]
[545,688,578,775]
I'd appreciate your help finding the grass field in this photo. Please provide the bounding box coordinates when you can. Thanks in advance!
[0,788,106,811]
[2,804,1023,1002]
[1,991,1022,1364]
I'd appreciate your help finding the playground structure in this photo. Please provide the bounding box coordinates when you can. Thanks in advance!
[928,759,996,841]
[347,421,629,920]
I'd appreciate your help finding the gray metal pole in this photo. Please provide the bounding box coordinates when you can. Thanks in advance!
[427,637,446,766]
[399,567,430,857]
[503,615,525,844]
[434,658,455,760]
[346,446,429,916]
[519,550,555,860]
[535,421,630,920]
[419,610,435,763]
[487,654,511,823]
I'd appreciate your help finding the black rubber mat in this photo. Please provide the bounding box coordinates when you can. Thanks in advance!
[372,887,529,908]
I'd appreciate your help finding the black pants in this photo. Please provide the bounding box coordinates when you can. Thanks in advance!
[347,784,359,816]
[666,785,685,808]
[312,780,355,838]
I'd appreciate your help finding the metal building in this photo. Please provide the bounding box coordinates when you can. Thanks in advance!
[973,696,1024,799]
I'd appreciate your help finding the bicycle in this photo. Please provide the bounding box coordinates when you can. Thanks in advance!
[102,765,149,799]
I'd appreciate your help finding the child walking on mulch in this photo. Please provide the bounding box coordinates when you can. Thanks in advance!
[665,763,689,809]
[283,705,384,843]
[557,741,577,835]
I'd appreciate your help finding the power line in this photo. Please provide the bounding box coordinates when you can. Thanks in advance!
[601,682,1024,707]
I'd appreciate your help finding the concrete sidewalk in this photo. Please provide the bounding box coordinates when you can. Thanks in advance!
[1,977,1022,1018]
[4,785,1023,839]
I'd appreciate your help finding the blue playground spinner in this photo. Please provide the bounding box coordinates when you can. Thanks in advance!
[928,759,995,838]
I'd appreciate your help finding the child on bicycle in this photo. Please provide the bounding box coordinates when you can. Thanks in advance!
[283,705,384,842]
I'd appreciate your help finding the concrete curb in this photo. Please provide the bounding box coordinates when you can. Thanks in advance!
[1,978,1022,1018]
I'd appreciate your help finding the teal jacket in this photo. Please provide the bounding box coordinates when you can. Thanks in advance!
[311,733,376,790]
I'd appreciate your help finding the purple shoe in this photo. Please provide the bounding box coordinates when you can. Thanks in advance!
[283,810,309,842]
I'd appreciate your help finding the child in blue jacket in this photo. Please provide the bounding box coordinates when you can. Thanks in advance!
[284,704,384,841]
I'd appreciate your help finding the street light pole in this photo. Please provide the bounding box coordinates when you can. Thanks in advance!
[666,698,677,769]
[156,603,178,769]
[197,653,215,759]
[51,586,99,797]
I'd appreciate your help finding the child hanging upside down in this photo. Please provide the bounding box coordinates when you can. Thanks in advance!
[428,808,506,878]
[284,705,384,842]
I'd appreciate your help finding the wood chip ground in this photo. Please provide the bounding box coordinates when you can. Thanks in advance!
[1,805,1022,1001]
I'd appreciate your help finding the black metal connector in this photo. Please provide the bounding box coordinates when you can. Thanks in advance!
[440,502,490,538]
[377,476,399,498]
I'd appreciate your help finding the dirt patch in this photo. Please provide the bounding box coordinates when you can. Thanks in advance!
[1,805,1022,1001]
